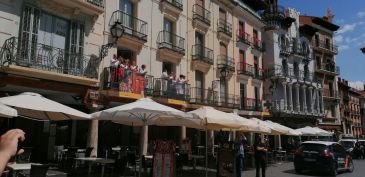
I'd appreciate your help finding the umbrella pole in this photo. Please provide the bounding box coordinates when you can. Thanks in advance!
[205,129,208,177]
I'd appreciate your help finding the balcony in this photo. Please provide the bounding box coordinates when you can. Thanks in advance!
[240,98,262,111]
[110,10,148,50]
[268,65,320,84]
[237,31,252,46]
[316,63,340,75]
[313,40,338,54]
[323,88,339,99]
[253,68,264,80]
[191,44,213,73]
[217,19,232,41]
[252,37,265,52]
[189,87,218,106]
[218,93,240,109]
[237,62,254,77]
[103,67,153,99]
[50,0,104,15]
[279,44,292,56]
[0,37,99,86]
[272,100,322,117]
[160,0,183,20]
[192,4,211,31]
[259,5,293,29]
[152,78,190,103]
[157,30,185,63]
[217,55,235,74]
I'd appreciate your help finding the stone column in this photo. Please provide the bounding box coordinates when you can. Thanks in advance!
[70,120,77,146]
[302,85,307,112]
[308,87,313,113]
[320,89,325,114]
[87,120,99,157]
[295,84,300,112]
[140,125,149,155]
[316,89,320,114]
[288,83,293,111]
[181,126,186,140]
[283,82,287,110]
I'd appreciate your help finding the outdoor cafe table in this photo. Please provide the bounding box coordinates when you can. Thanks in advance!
[7,163,42,177]
[74,157,115,177]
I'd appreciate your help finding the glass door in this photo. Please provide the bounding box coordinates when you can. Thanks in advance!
[119,0,134,33]
[195,32,204,57]
[163,18,173,47]
[195,71,204,103]
[20,5,40,65]
[240,83,246,109]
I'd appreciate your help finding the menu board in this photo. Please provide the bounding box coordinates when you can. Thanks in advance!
[153,140,176,177]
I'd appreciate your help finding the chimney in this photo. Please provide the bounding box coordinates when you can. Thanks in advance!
[324,8,334,22]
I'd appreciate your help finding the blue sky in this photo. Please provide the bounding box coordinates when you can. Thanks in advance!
[280,0,365,89]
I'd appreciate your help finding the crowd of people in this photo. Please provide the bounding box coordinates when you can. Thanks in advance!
[110,54,148,93]
[161,69,188,96]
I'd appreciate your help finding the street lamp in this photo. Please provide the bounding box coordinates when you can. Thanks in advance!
[219,68,229,78]
[100,23,124,59]
[361,47,365,54]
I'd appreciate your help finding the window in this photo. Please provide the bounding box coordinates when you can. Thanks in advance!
[254,87,260,109]
[325,38,330,49]
[239,21,244,37]
[163,18,174,44]
[294,62,299,77]
[240,83,246,109]
[163,62,174,75]
[315,34,319,46]
[119,0,134,28]
[239,50,245,71]
[254,56,259,76]
[195,70,204,102]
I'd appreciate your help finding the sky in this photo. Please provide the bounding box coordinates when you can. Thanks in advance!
[280,0,365,90]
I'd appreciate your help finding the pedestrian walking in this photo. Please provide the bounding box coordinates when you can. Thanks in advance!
[254,135,268,177]
[235,134,247,177]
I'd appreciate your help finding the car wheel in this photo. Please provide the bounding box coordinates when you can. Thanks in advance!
[348,159,354,173]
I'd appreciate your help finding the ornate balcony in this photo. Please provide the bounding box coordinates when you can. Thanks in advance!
[217,55,235,74]
[152,78,190,102]
[237,62,254,77]
[160,0,183,20]
[268,65,320,84]
[252,37,265,52]
[253,68,264,80]
[240,98,262,111]
[0,37,99,86]
[316,63,340,75]
[50,0,104,15]
[189,87,218,106]
[157,30,185,63]
[103,67,153,99]
[192,4,211,31]
[217,19,232,41]
[237,31,252,46]
[271,100,323,117]
[110,10,148,50]
[191,44,213,73]
[218,93,240,109]
[313,40,338,54]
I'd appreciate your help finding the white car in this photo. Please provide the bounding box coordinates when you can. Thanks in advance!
[338,139,357,153]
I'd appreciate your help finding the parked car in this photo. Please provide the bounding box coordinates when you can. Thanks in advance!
[339,139,357,156]
[294,141,354,176]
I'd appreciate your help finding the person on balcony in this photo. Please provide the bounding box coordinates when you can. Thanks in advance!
[161,69,169,95]
[110,54,119,86]
[138,64,148,76]
[177,75,188,96]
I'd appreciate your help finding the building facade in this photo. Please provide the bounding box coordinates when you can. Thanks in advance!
[0,0,268,158]
[261,4,324,128]
[300,11,341,132]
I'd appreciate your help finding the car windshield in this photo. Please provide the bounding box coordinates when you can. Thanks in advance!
[300,143,327,152]
[340,141,355,149]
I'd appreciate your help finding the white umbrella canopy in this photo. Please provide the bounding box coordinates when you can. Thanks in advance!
[265,121,302,136]
[0,92,91,120]
[187,106,243,130]
[227,113,271,133]
[312,127,333,136]
[250,118,289,135]
[92,98,201,127]
[0,103,17,118]
[296,126,333,136]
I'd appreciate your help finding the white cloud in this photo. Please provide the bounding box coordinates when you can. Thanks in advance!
[334,35,343,43]
[338,45,350,51]
[349,81,364,90]
[337,23,357,34]
[358,11,365,18]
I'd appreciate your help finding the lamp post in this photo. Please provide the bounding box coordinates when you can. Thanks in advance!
[361,47,365,54]
[100,22,124,59]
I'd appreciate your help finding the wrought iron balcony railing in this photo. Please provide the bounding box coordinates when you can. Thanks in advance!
[189,87,218,105]
[157,30,185,55]
[192,44,214,65]
[0,37,99,79]
[237,31,252,45]
[110,10,148,42]
[314,40,338,54]
[240,98,262,111]
[254,68,264,80]
[218,93,240,109]
[237,62,254,76]
[152,78,190,101]
[217,19,232,37]
[161,0,183,11]
[87,0,104,7]
[217,55,235,72]
[103,66,153,94]
[253,37,264,51]
[317,63,340,75]
[267,65,320,83]
[192,4,211,26]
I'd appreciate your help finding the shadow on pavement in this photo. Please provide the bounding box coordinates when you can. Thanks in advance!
[282,169,324,177]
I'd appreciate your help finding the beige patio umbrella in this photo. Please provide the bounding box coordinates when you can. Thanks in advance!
[0,102,17,118]
[250,118,288,135]
[227,113,271,133]
[0,92,91,120]
[265,120,302,136]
